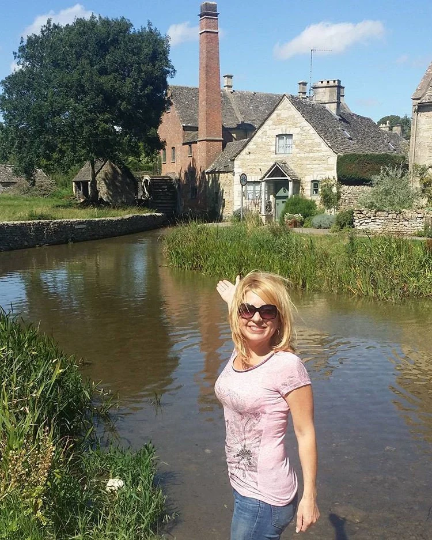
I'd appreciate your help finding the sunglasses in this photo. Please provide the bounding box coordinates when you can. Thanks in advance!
[238,303,278,320]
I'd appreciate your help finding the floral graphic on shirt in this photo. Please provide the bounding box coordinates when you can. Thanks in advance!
[216,369,263,480]
[225,410,262,479]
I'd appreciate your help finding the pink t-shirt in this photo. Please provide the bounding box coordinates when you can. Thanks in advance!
[215,350,311,506]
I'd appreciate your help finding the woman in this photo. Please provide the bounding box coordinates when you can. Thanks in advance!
[215,271,319,539]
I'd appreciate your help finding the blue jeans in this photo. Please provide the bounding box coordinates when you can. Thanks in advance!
[231,489,298,540]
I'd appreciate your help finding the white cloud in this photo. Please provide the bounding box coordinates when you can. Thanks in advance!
[274,20,385,60]
[167,22,199,46]
[396,54,429,68]
[10,61,20,73]
[22,4,94,38]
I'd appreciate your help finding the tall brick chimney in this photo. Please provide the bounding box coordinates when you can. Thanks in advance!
[197,2,223,172]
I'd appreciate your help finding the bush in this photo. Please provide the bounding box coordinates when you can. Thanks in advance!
[358,165,421,211]
[320,178,341,211]
[279,195,317,225]
[333,209,354,231]
[311,214,335,229]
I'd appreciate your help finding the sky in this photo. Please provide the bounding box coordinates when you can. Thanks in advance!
[1,0,431,122]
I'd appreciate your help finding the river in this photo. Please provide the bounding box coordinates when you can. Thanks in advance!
[0,229,431,539]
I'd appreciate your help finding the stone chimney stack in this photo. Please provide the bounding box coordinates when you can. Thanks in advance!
[198,2,223,172]
[379,120,391,132]
[312,79,343,115]
[223,74,233,90]
[393,124,402,136]
[298,81,308,98]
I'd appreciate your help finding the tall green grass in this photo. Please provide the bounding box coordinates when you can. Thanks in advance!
[164,222,432,301]
[0,311,168,539]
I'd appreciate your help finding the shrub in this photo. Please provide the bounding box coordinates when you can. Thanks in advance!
[337,153,406,185]
[358,165,421,211]
[311,214,335,229]
[279,195,317,225]
[333,209,354,230]
[320,178,341,211]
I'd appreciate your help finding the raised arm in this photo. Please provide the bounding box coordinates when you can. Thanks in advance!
[216,275,240,310]
[286,384,320,533]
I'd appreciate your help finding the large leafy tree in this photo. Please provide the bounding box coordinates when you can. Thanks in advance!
[0,16,175,199]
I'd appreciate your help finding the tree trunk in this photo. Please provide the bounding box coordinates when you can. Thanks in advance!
[89,158,99,202]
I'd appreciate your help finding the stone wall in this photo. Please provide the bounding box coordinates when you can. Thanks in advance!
[354,209,431,235]
[0,213,166,252]
[339,184,371,209]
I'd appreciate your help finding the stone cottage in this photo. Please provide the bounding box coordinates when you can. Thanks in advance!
[410,61,432,179]
[0,164,53,194]
[159,1,403,220]
[72,160,137,205]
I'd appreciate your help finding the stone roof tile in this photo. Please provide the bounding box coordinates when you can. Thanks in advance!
[207,139,249,172]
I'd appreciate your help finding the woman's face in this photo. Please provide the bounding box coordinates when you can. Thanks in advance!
[238,290,280,350]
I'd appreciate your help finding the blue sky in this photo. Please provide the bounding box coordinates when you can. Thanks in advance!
[1,0,431,122]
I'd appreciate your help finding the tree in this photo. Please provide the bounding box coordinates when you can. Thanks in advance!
[0,16,175,200]
[377,114,411,140]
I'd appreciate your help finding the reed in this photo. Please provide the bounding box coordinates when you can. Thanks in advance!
[0,311,168,539]
[164,222,432,301]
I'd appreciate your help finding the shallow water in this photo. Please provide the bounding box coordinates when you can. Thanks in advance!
[1,230,431,539]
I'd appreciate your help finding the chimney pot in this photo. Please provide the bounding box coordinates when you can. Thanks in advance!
[298,80,308,98]
[223,74,233,90]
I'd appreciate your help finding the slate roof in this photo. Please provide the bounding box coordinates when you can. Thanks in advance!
[171,85,403,172]
[73,159,107,181]
[261,161,301,182]
[0,164,49,184]
[169,85,281,131]
[412,61,432,104]
[207,139,249,173]
[287,95,403,154]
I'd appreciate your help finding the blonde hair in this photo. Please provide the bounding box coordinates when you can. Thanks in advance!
[229,271,296,362]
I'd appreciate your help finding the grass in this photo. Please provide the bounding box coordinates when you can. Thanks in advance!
[0,310,169,539]
[163,221,432,301]
[0,193,151,222]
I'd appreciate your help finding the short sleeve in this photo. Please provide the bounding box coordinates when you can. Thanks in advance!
[274,353,311,397]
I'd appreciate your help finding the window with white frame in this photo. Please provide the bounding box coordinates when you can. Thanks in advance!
[311,180,320,196]
[162,148,166,163]
[245,182,261,200]
[276,134,293,154]
[171,147,176,162]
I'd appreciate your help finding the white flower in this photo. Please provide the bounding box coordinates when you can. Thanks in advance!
[106,478,124,492]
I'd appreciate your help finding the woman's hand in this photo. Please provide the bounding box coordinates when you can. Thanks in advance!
[216,275,240,309]
[296,496,320,533]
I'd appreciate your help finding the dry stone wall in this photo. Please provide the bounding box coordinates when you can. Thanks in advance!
[339,185,371,209]
[0,213,166,252]
[354,209,431,235]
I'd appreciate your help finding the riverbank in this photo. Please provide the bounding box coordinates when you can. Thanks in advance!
[0,311,168,539]
[164,221,432,301]
[0,213,166,251]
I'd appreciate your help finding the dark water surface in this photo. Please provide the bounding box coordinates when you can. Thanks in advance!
[1,230,431,540]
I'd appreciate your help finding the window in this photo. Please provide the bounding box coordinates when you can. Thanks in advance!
[311,180,320,196]
[246,182,261,200]
[171,146,176,162]
[162,148,166,163]
[188,144,193,157]
[276,134,293,154]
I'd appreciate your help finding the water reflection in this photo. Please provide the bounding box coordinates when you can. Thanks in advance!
[0,232,431,539]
